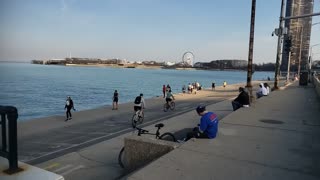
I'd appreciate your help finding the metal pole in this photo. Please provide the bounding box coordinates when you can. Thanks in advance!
[3,106,22,174]
[309,44,320,70]
[298,27,303,77]
[286,51,291,83]
[246,0,256,103]
[283,12,320,20]
[1,114,7,152]
[274,0,286,90]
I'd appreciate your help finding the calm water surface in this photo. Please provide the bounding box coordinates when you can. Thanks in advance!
[0,63,273,121]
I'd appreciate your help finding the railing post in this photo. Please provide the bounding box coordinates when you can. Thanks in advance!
[1,114,7,152]
[0,106,23,174]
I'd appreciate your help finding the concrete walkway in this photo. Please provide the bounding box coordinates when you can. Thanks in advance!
[19,83,242,163]
[126,82,320,180]
[33,81,252,180]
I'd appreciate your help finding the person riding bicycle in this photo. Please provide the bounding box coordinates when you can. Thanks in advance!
[134,93,146,117]
[186,105,219,140]
[165,90,175,106]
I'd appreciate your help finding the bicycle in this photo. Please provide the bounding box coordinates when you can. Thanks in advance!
[131,109,144,128]
[118,123,176,168]
[163,101,175,112]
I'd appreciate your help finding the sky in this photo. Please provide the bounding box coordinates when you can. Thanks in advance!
[0,0,319,63]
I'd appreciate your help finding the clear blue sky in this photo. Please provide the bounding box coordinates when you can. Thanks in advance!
[0,0,319,63]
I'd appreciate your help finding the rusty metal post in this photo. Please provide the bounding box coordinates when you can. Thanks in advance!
[246,0,256,103]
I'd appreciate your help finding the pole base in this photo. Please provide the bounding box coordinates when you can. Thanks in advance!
[3,167,24,175]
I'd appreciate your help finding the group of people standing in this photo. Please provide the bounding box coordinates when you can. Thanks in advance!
[181,82,202,94]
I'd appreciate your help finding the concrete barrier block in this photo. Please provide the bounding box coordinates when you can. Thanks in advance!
[123,136,178,171]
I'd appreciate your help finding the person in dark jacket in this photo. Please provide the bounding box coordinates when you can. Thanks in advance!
[112,90,119,110]
[231,87,250,111]
[65,96,75,121]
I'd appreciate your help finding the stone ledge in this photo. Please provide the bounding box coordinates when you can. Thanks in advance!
[123,136,179,172]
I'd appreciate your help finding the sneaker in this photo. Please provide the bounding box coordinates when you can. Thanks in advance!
[65,118,69,122]
[69,117,72,120]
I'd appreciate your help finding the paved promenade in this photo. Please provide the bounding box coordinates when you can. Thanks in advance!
[127,82,320,180]
[17,81,264,179]
[17,80,313,180]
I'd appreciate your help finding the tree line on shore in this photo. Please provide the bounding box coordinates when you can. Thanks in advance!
[32,58,319,71]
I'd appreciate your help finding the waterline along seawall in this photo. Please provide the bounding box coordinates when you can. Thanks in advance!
[0,63,274,121]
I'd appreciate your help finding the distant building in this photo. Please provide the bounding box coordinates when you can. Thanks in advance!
[193,60,247,69]
[165,62,176,66]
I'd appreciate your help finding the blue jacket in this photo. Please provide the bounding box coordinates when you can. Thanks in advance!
[199,112,219,138]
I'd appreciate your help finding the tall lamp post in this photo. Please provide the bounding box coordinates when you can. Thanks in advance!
[309,43,320,69]
[273,0,286,90]
[246,0,256,103]
[297,26,304,76]
[308,21,320,70]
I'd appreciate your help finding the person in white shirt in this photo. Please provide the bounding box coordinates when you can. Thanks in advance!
[264,83,270,95]
[256,83,268,99]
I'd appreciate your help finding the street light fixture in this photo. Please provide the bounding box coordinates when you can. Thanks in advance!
[309,43,320,69]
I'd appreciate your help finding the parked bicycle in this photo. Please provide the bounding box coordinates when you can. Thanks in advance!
[118,123,176,168]
[163,101,175,112]
[132,109,144,128]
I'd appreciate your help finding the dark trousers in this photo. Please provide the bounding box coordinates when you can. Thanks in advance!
[186,127,209,141]
[256,92,263,99]
[66,108,72,119]
[163,91,165,98]
[232,101,242,111]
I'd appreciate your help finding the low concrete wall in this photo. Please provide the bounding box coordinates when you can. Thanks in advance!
[0,157,64,180]
[313,75,320,97]
[123,136,179,172]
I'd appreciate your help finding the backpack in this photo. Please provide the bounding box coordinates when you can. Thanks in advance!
[66,100,70,106]
[134,96,141,104]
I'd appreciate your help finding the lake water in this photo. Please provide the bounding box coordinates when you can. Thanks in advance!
[0,63,274,121]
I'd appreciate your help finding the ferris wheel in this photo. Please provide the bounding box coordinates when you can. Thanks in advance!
[182,51,194,66]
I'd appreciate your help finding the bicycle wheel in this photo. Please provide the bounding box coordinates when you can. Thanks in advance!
[131,114,138,128]
[137,111,144,124]
[163,103,169,112]
[118,147,125,168]
[159,132,176,142]
[170,102,175,110]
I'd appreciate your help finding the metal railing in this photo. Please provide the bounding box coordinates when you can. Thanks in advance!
[0,105,23,174]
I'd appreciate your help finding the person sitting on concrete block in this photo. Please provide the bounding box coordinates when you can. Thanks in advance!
[232,87,250,111]
[256,83,268,99]
[185,105,219,141]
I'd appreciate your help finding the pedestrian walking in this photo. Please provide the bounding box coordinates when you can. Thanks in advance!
[162,85,166,98]
[112,90,119,110]
[212,82,215,90]
[182,85,186,93]
[65,96,75,121]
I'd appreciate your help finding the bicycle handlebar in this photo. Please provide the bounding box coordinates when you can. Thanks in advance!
[134,123,164,136]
